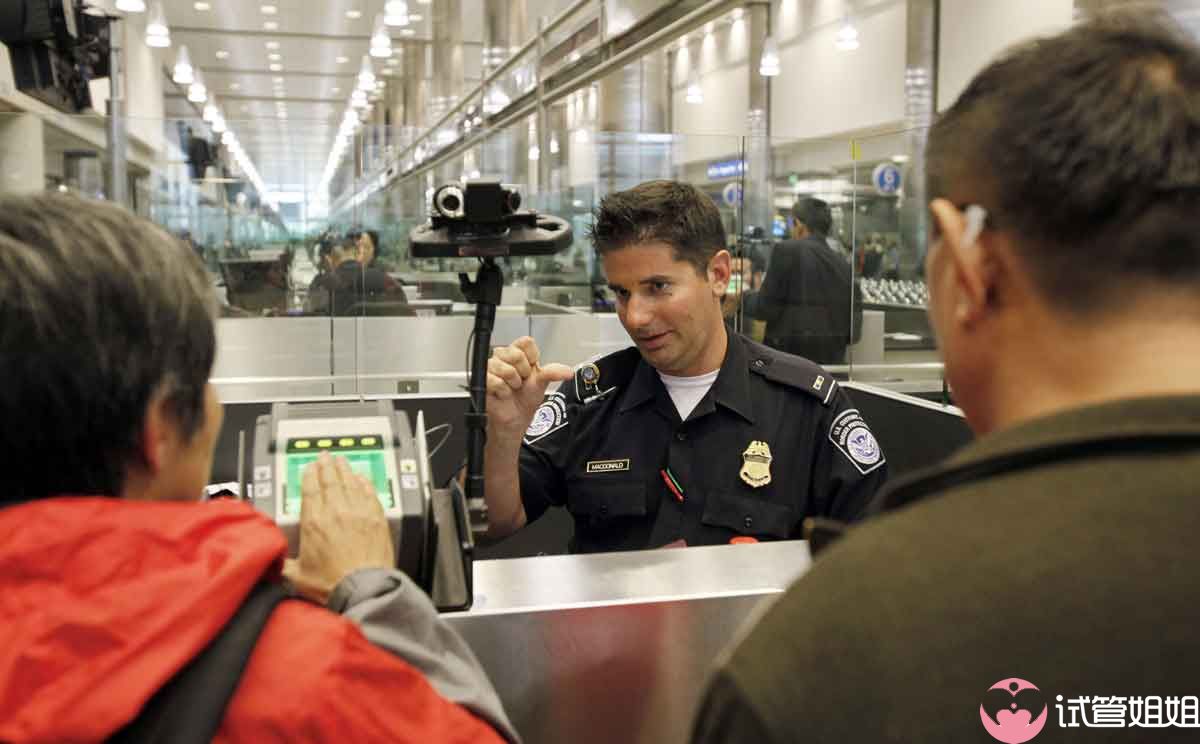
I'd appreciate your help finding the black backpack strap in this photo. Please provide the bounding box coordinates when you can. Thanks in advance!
[109,581,289,744]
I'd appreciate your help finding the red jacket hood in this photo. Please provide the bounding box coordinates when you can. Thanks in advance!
[0,497,287,743]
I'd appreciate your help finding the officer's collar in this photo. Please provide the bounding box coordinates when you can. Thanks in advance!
[619,328,756,424]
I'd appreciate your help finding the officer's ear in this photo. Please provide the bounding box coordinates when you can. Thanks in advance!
[707,249,732,298]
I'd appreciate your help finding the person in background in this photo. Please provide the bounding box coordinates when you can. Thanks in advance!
[722,250,765,341]
[355,228,384,267]
[329,233,408,315]
[0,194,517,743]
[757,197,863,365]
[692,13,1200,742]
[304,237,343,315]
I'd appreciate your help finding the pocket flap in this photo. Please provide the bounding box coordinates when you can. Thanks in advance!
[566,480,647,518]
[702,492,794,538]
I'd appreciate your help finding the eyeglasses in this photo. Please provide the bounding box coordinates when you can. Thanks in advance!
[961,205,988,248]
[929,203,991,247]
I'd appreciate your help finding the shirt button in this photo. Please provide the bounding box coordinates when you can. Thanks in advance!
[600,505,609,516]
[744,515,754,529]
[675,431,687,442]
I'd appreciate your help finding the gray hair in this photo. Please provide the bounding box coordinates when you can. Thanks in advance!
[0,194,217,503]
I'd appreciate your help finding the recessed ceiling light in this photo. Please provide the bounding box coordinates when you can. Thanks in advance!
[331,87,341,94]
[268,53,281,61]
[346,9,362,19]
[400,29,415,36]
[265,41,280,50]
[269,63,283,71]
[215,50,229,59]
[263,20,278,30]
[272,76,284,83]
[230,82,241,90]
[336,56,349,64]
[409,14,422,22]
[193,1,211,10]
[260,4,277,14]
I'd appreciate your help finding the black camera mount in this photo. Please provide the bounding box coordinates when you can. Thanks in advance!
[409,180,573,545]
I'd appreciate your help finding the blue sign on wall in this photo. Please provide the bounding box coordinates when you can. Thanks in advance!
[707,158,746,180]
[872,163,902,195]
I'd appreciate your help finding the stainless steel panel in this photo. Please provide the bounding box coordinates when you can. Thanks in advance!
[447,542,812,744]
[530,313,630,366]
[337,316,532,396]
[213,315,634,401]
[212,318,340,401]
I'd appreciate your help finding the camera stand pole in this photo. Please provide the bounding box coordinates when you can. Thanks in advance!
[459,257,504,536]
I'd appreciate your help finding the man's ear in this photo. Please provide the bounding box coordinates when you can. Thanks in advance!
[139,387,175,474]
[708,249,732,295]
[928,199,991,325]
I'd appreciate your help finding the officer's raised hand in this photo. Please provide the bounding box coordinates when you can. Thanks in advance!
[486,336,573,438]
[482,336,573,538]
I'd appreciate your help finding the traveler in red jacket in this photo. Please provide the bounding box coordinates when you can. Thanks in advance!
[0,194,517,743]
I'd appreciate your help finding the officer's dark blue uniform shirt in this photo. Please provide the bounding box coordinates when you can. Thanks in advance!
[517,332,888,553]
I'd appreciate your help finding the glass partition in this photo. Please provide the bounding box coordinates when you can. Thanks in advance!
[1,107,946,402]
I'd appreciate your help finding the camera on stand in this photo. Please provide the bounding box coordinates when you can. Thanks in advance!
[408,180,573,608]
[411,180,572,258]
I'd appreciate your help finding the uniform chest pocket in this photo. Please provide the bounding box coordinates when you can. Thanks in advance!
[565,479,647,523]
[701,492,795,539]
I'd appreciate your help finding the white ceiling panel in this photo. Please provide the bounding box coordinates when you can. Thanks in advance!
[150,0,480,198]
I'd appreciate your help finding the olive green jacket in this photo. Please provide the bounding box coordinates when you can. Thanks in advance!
[693,395,1200,743]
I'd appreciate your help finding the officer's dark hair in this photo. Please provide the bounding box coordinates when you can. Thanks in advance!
[927,12,1200,315]
[589,180,726,275]
[792,197,832,238]
[0,194,217,504]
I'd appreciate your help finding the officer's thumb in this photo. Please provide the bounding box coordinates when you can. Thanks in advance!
[536,363,575,388]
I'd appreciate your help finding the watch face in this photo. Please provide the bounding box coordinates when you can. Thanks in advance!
[581,363,600,385]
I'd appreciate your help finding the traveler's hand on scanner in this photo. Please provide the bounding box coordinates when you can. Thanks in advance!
[486,336,574,437]
[283,452,395,604]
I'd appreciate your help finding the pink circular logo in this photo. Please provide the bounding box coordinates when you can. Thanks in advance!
[980,678,1048,743]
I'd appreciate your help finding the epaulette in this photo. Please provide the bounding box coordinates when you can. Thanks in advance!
[744,340,838,406]
[568,346,640,405]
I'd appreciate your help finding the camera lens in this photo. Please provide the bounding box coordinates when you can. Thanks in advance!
[434,185,465,219]
[504,189,522,213]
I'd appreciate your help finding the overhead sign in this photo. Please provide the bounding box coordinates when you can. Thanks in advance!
[707,158,745,180]
[872,163,902,195]
[721,182,743,207]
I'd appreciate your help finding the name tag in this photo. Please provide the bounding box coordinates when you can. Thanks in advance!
[586,459,631,474]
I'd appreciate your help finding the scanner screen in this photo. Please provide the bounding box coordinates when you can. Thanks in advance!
[283,435,393,514]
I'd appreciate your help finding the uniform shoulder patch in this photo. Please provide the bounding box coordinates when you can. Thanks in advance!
[745,341,838,406]
[828,408,885,474]
[571,346,640,405]
[524,391,569,444]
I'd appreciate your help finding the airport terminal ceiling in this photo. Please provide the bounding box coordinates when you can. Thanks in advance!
[148,0,585,201]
